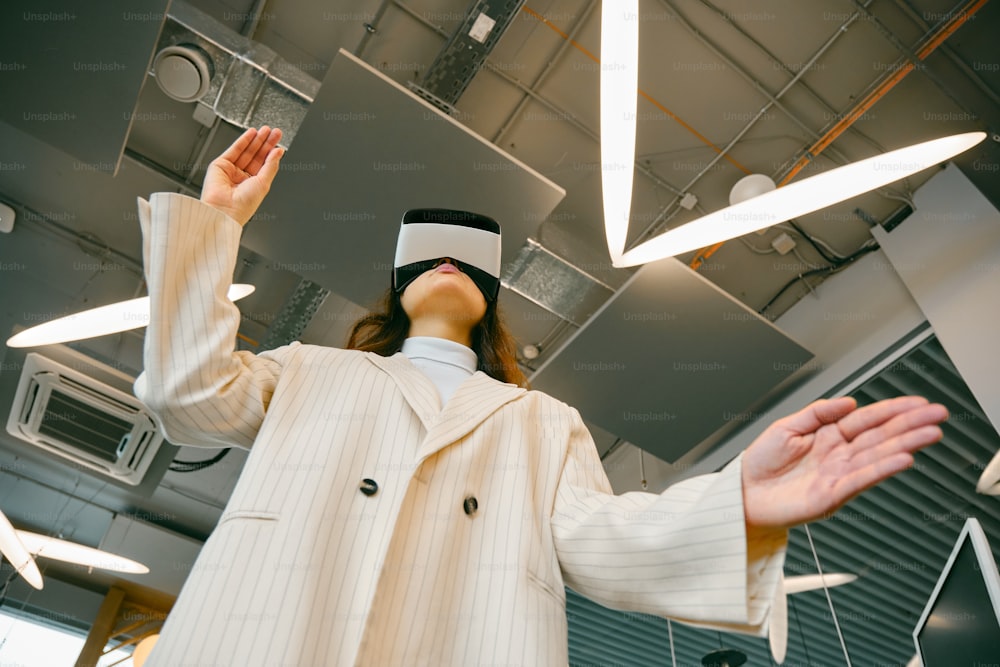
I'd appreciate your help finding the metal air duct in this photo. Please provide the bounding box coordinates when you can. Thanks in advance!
[152,0,320,141]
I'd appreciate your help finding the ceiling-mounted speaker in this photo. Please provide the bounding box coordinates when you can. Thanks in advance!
[152,44,214,102]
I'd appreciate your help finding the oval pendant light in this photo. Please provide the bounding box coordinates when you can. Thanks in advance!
[598,3,986,267]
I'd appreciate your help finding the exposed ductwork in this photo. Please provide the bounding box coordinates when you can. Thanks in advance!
[152,0,320,143]
[502,238,614,326]
[407,0,528,113]
[146,0,606,332]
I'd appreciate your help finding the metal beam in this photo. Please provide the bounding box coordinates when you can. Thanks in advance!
[353,0,395,58]
[412,0,528,109]
[639,0,870,241]
[259,279,330,351]
[846,0,984,117]
[392,0,688,199]
[492,1,599,144]
[892,0,1000,106]
[692,0,889,155]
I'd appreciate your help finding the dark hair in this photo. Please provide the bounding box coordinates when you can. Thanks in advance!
[346,288,529,388]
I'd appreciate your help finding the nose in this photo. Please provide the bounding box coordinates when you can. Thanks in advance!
[434,257,457,267]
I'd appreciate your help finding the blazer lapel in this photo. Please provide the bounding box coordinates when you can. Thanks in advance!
[364,352,441,430]
[416,372,526,461]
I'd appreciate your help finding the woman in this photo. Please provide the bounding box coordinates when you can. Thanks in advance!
[134,126,947,666]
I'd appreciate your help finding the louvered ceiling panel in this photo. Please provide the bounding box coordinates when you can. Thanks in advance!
[567,334,1000,667]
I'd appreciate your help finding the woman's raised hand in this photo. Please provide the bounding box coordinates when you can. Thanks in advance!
[201,126,285,226]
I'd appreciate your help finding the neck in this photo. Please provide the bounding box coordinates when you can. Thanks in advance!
[406,319,474,348]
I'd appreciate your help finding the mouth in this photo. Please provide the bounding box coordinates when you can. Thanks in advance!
[435,263,460,274]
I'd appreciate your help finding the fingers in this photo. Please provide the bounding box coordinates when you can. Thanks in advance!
[825,403,945,506]
[777,396,857,435]
[256,144,285,189]
[217,126,283,173]
[838,397,945,443]
[243,127,283,174]
[219,127,258,164]
[834,451,916,504]
[234,126,275,171]
[845,406,946,468]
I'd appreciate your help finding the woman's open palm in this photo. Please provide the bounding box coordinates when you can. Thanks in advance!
[201,125,284,226]
[742,396,948,530]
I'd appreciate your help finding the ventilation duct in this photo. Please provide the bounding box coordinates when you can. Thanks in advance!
[154,0,320,140]
[502,238,614,325]
[6,353,165,486]
[155,1,603,330]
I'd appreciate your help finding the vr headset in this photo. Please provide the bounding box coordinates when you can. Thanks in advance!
[393,208,502,301]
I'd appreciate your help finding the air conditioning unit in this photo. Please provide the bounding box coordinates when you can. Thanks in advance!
[6,352,165,486]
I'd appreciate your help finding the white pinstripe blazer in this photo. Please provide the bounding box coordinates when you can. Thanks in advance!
[134,193,787,667]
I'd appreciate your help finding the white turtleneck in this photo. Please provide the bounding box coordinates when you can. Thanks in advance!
[400,336,478,405]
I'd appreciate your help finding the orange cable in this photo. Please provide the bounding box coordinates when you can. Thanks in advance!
[236,332,259,347]
[521,6,600,63]
[520,5,751,174]
[688,0,987,269]
[777,0,987,190]
[638,91,751,175]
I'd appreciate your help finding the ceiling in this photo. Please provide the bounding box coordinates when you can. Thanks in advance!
[569,332,1000,666]
[1,0,998,664]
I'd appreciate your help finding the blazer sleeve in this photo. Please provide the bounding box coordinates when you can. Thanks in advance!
[132,192,295,450]
[550,407,788,638]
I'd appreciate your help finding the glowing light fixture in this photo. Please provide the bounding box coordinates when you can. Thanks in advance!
[769,571,860,663]
[16,530,149,574]
[977,449,1000,495]
[614,133,985,266]
[783,572,857,594]
[0,509,43,590]
[599,0,639,260]
[597,6,986,267]
[6,284,255,348]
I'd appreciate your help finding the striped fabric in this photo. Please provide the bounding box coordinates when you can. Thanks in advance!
[134,193,787,666]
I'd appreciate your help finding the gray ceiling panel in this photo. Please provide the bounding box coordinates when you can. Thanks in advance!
[245,48,565,308]
[0,0,170,173]
[529,257,813,462]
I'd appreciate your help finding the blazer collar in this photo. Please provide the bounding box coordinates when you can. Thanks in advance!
[364,352,441,428]
[364,352,527,460]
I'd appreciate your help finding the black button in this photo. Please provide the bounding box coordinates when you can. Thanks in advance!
[463,496,478,516]
[360,478,378,496]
